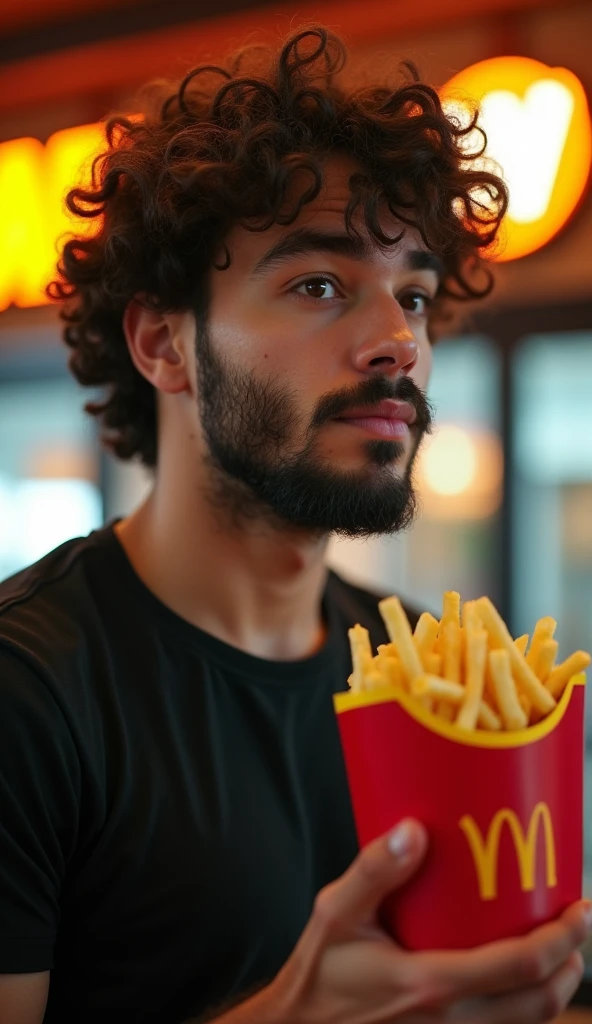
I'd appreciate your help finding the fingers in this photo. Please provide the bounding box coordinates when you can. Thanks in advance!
[310,819,428,938]
[416,900,591,1003]
[458,950,584,1024]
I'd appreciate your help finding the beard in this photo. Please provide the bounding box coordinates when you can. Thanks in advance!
[194,318,434,538]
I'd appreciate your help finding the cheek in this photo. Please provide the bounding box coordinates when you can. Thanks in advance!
[257,335,323,394]
[209,297,300,376]
[415,340,433,389]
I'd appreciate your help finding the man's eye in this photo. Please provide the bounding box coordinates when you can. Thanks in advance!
[292,277,341,301]
[399,292,433,316]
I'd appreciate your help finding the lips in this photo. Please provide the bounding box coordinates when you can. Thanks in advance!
[334,399,417,426]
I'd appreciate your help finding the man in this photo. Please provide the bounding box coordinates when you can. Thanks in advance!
[0,23,589,1024]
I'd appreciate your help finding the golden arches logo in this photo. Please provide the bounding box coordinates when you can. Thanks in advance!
[459,802,557,901]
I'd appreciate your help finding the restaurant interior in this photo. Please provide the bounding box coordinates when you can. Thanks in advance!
[0,0,591,1015]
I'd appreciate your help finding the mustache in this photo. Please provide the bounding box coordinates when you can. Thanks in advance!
[311,374,434,435]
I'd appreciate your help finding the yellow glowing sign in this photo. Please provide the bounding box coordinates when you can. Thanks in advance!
[0,123,104,312]
[440,57,592,262]
[0,137,47,310]
[0,57,590,311]
[460,802,557,900]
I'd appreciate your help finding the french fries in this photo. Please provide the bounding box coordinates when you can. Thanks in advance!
[489,650,528,730]
[526,617,556,671]
[413,613,440,665]
[412,675,464,702]
[546,651,591,700]
[375,647,404,689]
[442,621,462,684]
[347,592,590,733]
[477,700,502,731]
[536,638,558,684]
[378,597,423,687]
[347,624,373,691]
[475,598,556,716]
[456,627,487,730]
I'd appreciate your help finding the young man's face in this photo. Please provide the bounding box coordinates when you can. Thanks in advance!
[192,153,439,537]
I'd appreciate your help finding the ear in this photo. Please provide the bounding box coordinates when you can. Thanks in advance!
[123,299,193,395]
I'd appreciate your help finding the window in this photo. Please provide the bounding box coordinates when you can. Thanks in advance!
[0,356,103,582]
[513,331,592,963]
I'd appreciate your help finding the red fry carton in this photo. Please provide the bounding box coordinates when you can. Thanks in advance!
[334,673,586,950]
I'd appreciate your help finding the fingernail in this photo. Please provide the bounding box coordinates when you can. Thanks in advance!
[388,819,415,859]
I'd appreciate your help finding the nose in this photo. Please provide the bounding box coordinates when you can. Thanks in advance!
[350,298,419,376]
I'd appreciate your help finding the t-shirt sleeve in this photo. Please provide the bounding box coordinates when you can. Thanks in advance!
[0,643,81,973]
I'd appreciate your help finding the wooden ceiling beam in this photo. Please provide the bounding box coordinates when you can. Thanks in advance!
[0,0,141,35]
[0,0,562,115]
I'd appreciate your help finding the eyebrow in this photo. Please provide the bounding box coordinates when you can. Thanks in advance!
[249,228,445,282]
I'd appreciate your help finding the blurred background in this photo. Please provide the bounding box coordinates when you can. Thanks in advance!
[0,0,591,1007]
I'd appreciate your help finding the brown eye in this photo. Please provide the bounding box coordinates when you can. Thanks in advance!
[399,292,432,316]
[293,277,340,300]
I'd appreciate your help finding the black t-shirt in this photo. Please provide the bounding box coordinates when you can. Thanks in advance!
[0,519,421,1023]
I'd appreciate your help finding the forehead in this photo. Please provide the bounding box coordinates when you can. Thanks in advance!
[224,152,429,270]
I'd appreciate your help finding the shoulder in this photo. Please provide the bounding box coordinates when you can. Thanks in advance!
[0,523,114,669]
[325,568,427,651]
[0,540,109,820]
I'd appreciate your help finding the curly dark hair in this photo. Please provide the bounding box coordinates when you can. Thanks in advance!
[48,24,508,470]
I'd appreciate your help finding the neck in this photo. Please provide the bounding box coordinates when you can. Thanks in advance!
[113,460,331,661]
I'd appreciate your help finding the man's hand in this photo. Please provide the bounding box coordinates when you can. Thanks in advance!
[250,819,591,1024]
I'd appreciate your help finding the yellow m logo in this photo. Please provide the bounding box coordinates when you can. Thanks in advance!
[459,802,557,901]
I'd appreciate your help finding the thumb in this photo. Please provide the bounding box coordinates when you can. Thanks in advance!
[321,819,428,933]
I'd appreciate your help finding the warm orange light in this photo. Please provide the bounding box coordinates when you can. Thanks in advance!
[0,60,590,312]
[45,122,105,252]
[421,425,478,496]
[0,137,49,309]
[440,57,592,262]
[416,425,503,520]
[0,123,104,311]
